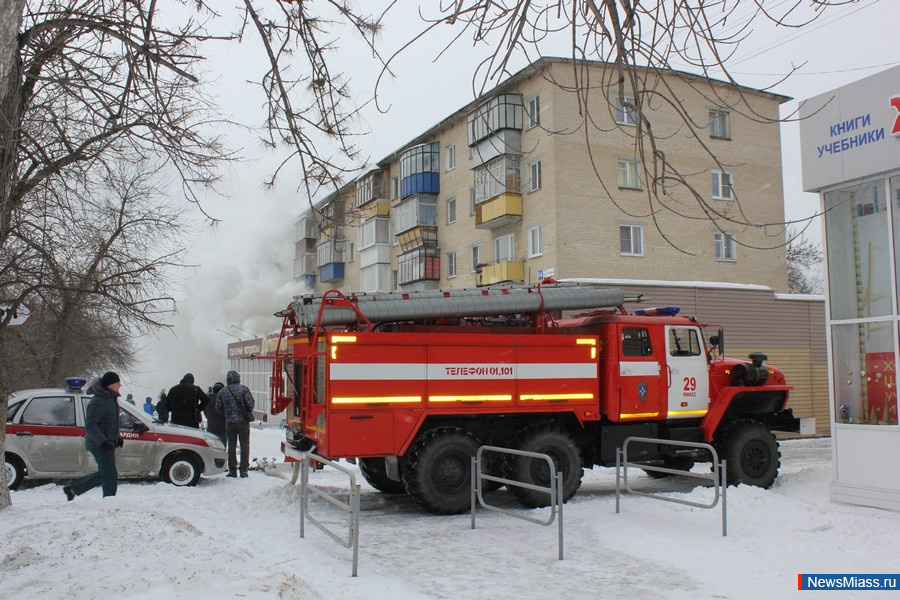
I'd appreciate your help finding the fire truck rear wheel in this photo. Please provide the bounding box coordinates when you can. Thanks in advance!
[358,458,406,494]
[716,420,780,488]
[401,427,480,515]
[162,453,202,487]
[503,427,583,508]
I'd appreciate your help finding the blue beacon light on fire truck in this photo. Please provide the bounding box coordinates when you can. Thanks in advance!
[634,306,681,316]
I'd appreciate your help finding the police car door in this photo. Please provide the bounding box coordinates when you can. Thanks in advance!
[664,325,709,418]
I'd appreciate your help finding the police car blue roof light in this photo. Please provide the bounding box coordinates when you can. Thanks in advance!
[634,306,681,316]
[65,376,87,390]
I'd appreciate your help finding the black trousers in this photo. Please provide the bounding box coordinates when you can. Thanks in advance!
[226,421,251,474]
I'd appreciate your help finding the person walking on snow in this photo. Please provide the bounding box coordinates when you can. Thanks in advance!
[216,370,255,478]
[64,372,124,500]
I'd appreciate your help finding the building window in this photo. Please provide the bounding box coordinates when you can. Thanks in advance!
[714,232,736,260]
[614,94,637,126]
[447,251,457,278]
[391,176,399,199]
[527,94,540,128]
[712,170,733,200]
[471,244,482,272]
[529,160,542,192]
[348,242,354,262]
[469,187,476,215]
[474,154,522,203]
[709,109,731,139]
[620,225,643,256]
[617,158,641,189]
[447,197,456,224]
[527,225,543,258]
[446,144,456,171]
[494,234,515,262]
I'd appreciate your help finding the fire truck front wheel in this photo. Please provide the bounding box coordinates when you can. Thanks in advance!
[716,420,780,488]
[358,458,406,494]
[504,427,583,508]
[401,427,480,515]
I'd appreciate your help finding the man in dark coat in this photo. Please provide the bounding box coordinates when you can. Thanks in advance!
[64,372,123,500]
[166,373,210,428]
[215,370,255,478]
[204,381,226,444]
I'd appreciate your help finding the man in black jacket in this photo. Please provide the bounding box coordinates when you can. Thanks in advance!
[64,372,123,500]
[166,373,210,428]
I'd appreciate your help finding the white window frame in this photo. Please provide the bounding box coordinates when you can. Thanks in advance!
[527,94,540,128]
[620,224,643,257]
[527,224,543,258]
[714,231,736,261]
[446,144,456,172]
[494,234,515,263]
[469,187,476,216]
[390,176,399,199]
[712,170,733,200]
[446,251,457,279]
[615,94,637,126]
[471,244,482,272]
[446,197,456,224]
[529,160,542,192]
[709,109,731,139]
[617,158,641,190]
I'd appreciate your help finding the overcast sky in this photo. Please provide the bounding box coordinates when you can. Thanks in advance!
[121,0,897,403]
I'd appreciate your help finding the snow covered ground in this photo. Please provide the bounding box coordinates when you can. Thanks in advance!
[2,427,898,599]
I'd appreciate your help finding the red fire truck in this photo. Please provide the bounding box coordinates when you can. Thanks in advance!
[270,282,800,514]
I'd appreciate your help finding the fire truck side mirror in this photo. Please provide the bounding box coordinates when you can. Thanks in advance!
[709,329,725,356]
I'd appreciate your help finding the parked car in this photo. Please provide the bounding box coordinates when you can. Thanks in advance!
[4,378,227,489]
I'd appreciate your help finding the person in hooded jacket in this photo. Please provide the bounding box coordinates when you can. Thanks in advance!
[64,372,123,500]
[157,388,169,423]
[204,381,226,444]
[166,373,209,428]
[215,370,255,478]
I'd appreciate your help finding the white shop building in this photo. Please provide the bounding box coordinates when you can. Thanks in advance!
[799,65,900,510]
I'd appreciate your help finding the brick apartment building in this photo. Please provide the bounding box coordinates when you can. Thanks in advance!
[294,57,791,295]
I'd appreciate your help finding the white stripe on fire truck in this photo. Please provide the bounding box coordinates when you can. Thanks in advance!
[328,363,596,380]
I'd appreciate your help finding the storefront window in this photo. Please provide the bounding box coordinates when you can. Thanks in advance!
[891,176,900,301]
[824,179,891,320]
[832,321,898,425]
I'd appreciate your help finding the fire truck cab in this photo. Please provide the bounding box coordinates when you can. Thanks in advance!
[271,283,800,514]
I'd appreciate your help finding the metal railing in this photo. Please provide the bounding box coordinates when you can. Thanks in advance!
[616,437,727,536]
[286,447,361,576]
[471,445,564,560]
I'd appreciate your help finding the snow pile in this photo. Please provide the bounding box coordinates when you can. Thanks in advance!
[2,432,898,599]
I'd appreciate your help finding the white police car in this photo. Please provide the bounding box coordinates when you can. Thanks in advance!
[4,378,227,489]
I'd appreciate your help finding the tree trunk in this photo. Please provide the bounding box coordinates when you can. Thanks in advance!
[0,0,26,511]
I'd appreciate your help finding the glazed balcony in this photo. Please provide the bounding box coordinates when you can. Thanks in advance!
[476,260,524,286]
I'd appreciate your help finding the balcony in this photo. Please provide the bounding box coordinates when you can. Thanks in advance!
[397,225,438,253]
[360,200,391,220]
[319,262,345,283]
[476,193,523,229]
[476,260,524,287]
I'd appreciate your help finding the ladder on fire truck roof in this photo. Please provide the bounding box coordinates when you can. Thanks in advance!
[286,281,627,329]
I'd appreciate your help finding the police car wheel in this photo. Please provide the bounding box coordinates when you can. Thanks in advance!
[4,454,25,490]
[162,454,201,487]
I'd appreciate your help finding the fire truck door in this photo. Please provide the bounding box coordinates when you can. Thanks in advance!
[618,325,663,419]
[664,325,709,418]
